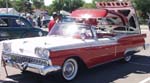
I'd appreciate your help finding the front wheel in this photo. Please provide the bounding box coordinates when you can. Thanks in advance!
[61,58,78,81]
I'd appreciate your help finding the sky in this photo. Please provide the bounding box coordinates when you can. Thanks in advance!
[44,0,93,6]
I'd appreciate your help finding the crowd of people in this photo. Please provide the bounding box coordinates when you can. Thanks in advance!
[22,13,51,28]
[23,12,63,32]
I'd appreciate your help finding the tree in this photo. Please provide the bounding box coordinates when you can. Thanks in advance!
[49,0,85,14]
[0,0,12,8]
[132,0,150,18]
[82,3,95,8]
[90,0,117,8]
[32,0,44,9]
[11,0,24,12]
[23,0,32,14]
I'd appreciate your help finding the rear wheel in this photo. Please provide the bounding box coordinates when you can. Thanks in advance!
[61,58,78,81]
[122,52,133,62]
[124,55,132,62]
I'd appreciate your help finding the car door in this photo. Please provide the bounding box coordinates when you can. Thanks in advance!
[88,38,117,66]
[81,27,117,67]
[22,29,43,38]
[8,17,29,39]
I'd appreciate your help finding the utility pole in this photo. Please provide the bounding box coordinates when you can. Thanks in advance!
[5,0,8,14]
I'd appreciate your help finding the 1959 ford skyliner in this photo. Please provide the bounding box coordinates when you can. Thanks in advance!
[1,2,146,81]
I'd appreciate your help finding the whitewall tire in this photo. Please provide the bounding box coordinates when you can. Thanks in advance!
[62,58,78,81]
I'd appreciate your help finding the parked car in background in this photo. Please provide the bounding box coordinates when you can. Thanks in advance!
[62,16,75,23]
[42,19,50,28]
[0,14,48,41]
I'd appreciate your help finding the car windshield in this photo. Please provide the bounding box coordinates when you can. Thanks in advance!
[48,23,93,39]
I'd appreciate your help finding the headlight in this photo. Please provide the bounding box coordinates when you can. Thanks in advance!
[35,48,49,59]
[3,43,11,52]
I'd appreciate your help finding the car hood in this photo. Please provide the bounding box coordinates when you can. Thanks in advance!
[2,36,90,58]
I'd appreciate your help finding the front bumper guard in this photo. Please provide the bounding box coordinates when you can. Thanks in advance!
[3,57,61,76]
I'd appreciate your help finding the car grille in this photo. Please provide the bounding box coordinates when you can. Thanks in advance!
[3,53,50,66]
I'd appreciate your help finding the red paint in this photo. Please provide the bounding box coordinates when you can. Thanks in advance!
[71,9,108,18]
[50,34,146,68]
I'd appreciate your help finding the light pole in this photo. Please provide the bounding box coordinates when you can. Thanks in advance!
[5,0,8,14]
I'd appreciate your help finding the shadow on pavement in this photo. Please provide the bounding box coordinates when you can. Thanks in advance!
[2,54,150,83]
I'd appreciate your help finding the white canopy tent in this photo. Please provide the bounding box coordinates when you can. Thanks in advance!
[0,8,19,15]
[60,10,71,16]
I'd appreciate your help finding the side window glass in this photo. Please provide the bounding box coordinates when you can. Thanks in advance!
[10,18,29,28]
[0,18,9,27]
[129,16,136,29]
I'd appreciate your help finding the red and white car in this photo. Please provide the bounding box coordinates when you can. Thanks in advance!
[1,2,146,81]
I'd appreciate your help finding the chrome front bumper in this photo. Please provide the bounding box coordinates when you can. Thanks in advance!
[2,53,61,75]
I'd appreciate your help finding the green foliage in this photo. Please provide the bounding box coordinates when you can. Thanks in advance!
[32,0,44,9]
[132,0,150,18]
[11,1,24,12]
[0,0,12,8]
[82,3,96,8]
[49,0,85,14]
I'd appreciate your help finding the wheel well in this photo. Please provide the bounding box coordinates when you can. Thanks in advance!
[124,51,135,56]
[66,56,87,69]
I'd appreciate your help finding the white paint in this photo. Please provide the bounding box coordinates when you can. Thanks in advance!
[139,77,150,83]
[1,34,130,58]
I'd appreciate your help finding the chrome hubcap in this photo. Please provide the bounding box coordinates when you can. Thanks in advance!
[62,59,78,81]
[125,56,131,61]
[64,62,74,78]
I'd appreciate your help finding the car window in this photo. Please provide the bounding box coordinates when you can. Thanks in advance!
[10,18,29,28]
[0,16,32,28]
[0,18,9,27]
[97,17,123,25]
[49,23,93,39]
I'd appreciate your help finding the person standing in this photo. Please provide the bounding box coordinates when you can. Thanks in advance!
[57,14,62,22]
[37,15,42,28]
[48,14,58,32]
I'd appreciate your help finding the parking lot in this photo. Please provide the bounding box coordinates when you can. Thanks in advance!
[0,25,150,83]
